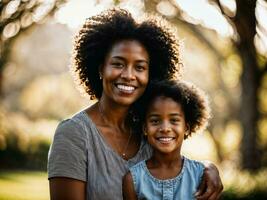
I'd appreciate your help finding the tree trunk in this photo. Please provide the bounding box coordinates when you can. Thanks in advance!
[239,45,261,170]
[0,42,9,97]
[234,0,261,170]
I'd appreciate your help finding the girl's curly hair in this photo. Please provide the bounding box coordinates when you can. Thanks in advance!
[71,8,181,99]
[140,80,211,139]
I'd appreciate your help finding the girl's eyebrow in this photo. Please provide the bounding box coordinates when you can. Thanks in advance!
[147,113,160,117]
[147,113,182,117]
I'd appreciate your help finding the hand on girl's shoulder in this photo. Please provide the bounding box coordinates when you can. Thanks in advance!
[122,172,137,200]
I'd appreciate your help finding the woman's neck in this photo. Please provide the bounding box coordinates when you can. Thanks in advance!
[97,97,130,130]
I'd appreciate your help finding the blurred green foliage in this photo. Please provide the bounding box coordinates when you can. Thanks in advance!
[0,106,57,170]
[222,190,267,200]
[0,132,50,170]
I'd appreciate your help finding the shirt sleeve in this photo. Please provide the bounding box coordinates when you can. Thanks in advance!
[47,119,87,182]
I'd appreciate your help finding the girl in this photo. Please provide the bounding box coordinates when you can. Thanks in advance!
[123,80,212,200]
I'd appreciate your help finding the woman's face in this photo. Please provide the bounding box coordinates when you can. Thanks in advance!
[100,40,149,106]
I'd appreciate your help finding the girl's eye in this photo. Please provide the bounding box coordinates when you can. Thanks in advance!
[170,118,180,124]
[149,118,160,125]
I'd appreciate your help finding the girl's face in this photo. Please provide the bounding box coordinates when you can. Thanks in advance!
[100,40,149,106]
[144,96,188,155]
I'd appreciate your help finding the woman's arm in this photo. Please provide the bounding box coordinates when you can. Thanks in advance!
[195,161,223,200]
[122,172,137,200]
[49,177,86,200]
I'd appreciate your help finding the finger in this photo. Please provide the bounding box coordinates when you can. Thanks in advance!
[219,180,224,193]
[215,184,223,200]
[207,192,218,200]
[216,192,222,200]
[206,183,223,200]
[211,179,223,200]
[195,176,206,197]
[196,188,213,200]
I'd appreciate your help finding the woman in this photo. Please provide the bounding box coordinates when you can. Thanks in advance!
[48,8,223,200]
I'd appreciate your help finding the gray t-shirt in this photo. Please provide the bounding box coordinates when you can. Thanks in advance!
[48,110,152,200]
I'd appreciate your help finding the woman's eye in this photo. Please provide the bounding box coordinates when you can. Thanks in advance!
[112,62,124,68]
[136,65,145,71]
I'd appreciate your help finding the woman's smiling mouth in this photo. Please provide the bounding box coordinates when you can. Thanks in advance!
[116,84,136,94]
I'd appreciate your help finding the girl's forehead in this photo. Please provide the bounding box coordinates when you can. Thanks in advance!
[150,95,178,105]
[147,96,183,112]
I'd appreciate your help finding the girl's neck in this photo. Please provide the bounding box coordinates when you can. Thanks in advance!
[146,151,184,180]
[150,151,183,168]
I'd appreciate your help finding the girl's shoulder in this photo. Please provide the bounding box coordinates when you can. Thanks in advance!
[129,159,146,171]
[183,157,205,177]
[184,157,205,168]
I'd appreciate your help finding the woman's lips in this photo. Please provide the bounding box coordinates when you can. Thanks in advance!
[116,84,136,94]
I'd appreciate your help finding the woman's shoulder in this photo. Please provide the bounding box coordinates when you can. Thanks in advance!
[57,110,94,130]
[54,110,96,140]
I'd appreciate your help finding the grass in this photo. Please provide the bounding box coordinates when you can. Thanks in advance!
[1,168,267,200]
[0,170,49,200]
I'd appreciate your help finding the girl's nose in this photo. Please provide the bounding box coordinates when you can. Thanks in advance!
[159,122,171,132]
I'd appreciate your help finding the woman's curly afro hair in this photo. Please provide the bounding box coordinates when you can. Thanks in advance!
[71,8,181,99]
[141,80,211,139]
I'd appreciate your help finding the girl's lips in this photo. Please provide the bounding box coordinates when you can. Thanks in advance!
[156,137,176,144]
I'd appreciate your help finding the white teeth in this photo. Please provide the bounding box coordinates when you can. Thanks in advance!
[158,137,173,142]
[117,84,135,91]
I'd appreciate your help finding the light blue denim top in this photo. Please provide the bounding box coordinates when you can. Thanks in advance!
[129,157,204,200]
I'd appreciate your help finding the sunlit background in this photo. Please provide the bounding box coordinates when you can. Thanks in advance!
[1,0,267,199]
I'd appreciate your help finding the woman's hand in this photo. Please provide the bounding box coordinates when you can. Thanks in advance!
[122,172,138,200]
[195,161,223,200]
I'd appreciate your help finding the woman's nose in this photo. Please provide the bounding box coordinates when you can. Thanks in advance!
[121,66,135,80]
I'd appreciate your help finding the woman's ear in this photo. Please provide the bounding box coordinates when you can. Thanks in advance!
[99,71,103,80]
[99,65,103,80]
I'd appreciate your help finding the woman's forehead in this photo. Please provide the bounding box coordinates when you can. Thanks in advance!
[107,40,149,59]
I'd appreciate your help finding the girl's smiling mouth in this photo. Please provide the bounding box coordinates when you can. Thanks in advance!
[156,137,176,144]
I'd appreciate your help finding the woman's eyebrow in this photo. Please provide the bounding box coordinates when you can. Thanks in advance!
[111,56,149,63]
[170,113,182,116]
[136,60,149,64]
[111,56,124,60]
